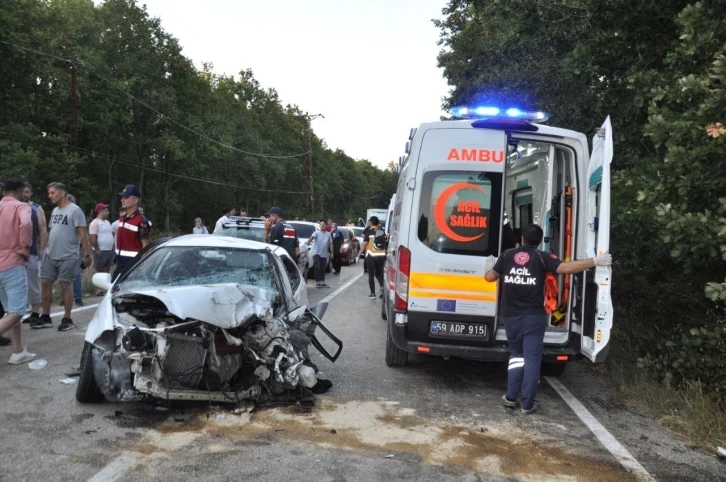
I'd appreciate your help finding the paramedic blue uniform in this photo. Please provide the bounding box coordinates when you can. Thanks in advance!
[493,247,562,410]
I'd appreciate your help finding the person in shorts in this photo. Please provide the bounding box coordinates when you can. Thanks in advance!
[31,182,91,332]
[89,203,114,294]
[21,182,47,326]
[0,178,37,364]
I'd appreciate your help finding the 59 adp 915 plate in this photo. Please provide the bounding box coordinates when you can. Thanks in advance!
[430,321,487,339]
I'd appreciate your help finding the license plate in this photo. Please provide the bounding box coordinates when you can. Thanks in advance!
[430,321,487,339]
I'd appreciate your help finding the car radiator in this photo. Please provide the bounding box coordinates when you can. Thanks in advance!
[161,333,208,389]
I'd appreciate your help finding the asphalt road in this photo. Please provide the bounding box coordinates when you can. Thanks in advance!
[0,264,723,481]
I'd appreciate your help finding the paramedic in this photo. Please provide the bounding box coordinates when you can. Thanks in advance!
[484,223,612,414]
[360,216,386,299]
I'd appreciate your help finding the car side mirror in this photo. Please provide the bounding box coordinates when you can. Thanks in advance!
[288,305,306,321]
[92,272,112,291]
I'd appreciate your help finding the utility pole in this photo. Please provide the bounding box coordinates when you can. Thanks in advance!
[297,112,324,215]
[67,58,79,150]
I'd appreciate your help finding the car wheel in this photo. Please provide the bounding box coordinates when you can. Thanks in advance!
[76,341,105,403]
[385,322,408,367]
[541,362,567,378]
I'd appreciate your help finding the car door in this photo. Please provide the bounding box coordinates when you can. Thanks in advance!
[581,116,613,363]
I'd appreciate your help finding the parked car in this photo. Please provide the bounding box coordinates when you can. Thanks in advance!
[337,227,360,265]
[288,221,332,277]
[351,226,365,246]
[76,235,342,406]
[216,217,313,274]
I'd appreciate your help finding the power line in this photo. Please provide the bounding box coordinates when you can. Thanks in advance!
[0,39,313,160]
[0,132,311,194]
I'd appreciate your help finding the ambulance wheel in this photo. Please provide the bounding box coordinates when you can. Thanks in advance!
[541,362,567,378]
[385,323,408,367]
[76,342,105,403]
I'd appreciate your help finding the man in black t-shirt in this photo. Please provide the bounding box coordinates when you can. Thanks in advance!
[484,224,612,414]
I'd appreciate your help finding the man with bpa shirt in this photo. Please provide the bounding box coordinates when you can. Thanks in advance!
[484,223,612,414]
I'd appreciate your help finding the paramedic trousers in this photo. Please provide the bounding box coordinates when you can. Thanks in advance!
[366,255,385,295]
[504,314,547,411]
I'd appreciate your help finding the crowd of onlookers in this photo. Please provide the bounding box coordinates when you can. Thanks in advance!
[0,179,150,365]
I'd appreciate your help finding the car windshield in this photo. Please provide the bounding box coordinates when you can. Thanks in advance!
[352,227,364,237]
[288,222,315,238]
[116,246,278,292]
[217,225,265,242]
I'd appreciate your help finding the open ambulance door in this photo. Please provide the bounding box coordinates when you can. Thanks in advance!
[581,116,613,363]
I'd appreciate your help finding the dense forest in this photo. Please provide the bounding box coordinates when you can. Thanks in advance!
[0,0,397,233]
[436,0,726,400]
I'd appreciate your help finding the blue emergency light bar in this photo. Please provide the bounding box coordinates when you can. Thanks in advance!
[449,105,550,122]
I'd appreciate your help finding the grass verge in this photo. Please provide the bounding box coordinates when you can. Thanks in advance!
[605,358,726,453]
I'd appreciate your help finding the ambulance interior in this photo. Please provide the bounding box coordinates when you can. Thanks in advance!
[502,139,579,336]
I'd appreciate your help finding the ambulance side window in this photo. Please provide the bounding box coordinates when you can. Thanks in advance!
[417,171,502,256]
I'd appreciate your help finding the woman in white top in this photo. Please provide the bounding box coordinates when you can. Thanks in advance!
[193,218,209,234]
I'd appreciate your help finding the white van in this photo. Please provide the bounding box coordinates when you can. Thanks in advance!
[382,107,613,376]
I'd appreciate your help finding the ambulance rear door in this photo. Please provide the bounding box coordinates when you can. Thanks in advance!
[406,126,507,342]
[581,116,613,362]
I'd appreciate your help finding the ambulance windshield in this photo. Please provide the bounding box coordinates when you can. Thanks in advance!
[417,171,502,256]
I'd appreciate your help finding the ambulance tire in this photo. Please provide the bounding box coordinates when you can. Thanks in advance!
[541,362,566,378]
[385,323,408,367]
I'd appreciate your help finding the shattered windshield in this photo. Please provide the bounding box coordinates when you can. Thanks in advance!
[116,246,278,292]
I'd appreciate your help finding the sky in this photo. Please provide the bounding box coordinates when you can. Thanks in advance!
[138,0,451,169]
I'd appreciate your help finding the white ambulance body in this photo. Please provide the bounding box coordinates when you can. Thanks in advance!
[382,107,613,374]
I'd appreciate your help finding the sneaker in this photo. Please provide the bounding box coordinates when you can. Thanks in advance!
[8,349,36,365]
[521,405,538,415]
[30,315,53,329]
[23,313,40,324]
[58,318,75,331]
[0,335,11,346]
[75,299,85,307]
[501,394,518,408]
[367,293,376,300]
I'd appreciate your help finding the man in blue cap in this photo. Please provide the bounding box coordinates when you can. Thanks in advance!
[113,185,151,281]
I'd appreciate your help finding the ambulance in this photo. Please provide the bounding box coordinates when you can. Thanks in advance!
[382,107,613,376]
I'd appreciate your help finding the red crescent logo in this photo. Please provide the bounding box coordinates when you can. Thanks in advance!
[433,182,487,243]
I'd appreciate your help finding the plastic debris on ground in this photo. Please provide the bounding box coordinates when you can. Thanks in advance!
[59,378,77,385]
[28,359,48,370]
[717,446,726,460]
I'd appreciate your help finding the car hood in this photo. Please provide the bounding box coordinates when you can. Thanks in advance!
[115,283,275,329]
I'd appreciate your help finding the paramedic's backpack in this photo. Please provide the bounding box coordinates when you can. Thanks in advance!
[373,228,388,250]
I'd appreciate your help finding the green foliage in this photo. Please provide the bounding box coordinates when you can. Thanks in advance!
[0,0,394,233]
[437,0,726,399]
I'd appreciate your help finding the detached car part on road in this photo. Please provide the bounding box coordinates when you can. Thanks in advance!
[76,235,342,406]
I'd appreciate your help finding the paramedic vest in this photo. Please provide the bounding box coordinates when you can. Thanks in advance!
[363,225,386,257]
[29,202,40,256]
[115,210,149,262]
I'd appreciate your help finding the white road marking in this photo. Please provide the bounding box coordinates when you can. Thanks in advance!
[87,273,362,482]
[545,376,656,481]
[317,271,364,305]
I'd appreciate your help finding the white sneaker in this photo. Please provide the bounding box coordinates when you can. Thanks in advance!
[8,349,36,365]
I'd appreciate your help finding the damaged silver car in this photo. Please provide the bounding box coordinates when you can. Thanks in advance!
[76,235,342,406]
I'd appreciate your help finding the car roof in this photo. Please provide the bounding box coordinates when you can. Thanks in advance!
[416,119,585,142]
[165,234,288,258]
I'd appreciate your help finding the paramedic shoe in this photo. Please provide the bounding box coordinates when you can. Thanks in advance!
[521,404,539,415]
[30,314,53,329]
[58,318,75,331]
[367,293,376,300]
[501,394,518,408]
[8,349,36,365]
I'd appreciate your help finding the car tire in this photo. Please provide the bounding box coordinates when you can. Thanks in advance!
[385,322,408,367]
[76,341,105,403]
[541,362,567,378]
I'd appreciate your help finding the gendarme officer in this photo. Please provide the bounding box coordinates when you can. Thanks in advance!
[114,185,150,281]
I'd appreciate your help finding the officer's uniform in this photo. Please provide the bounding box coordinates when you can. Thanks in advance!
[268,220,298,261]
[114,185,151,281]
[492,246,562,411]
